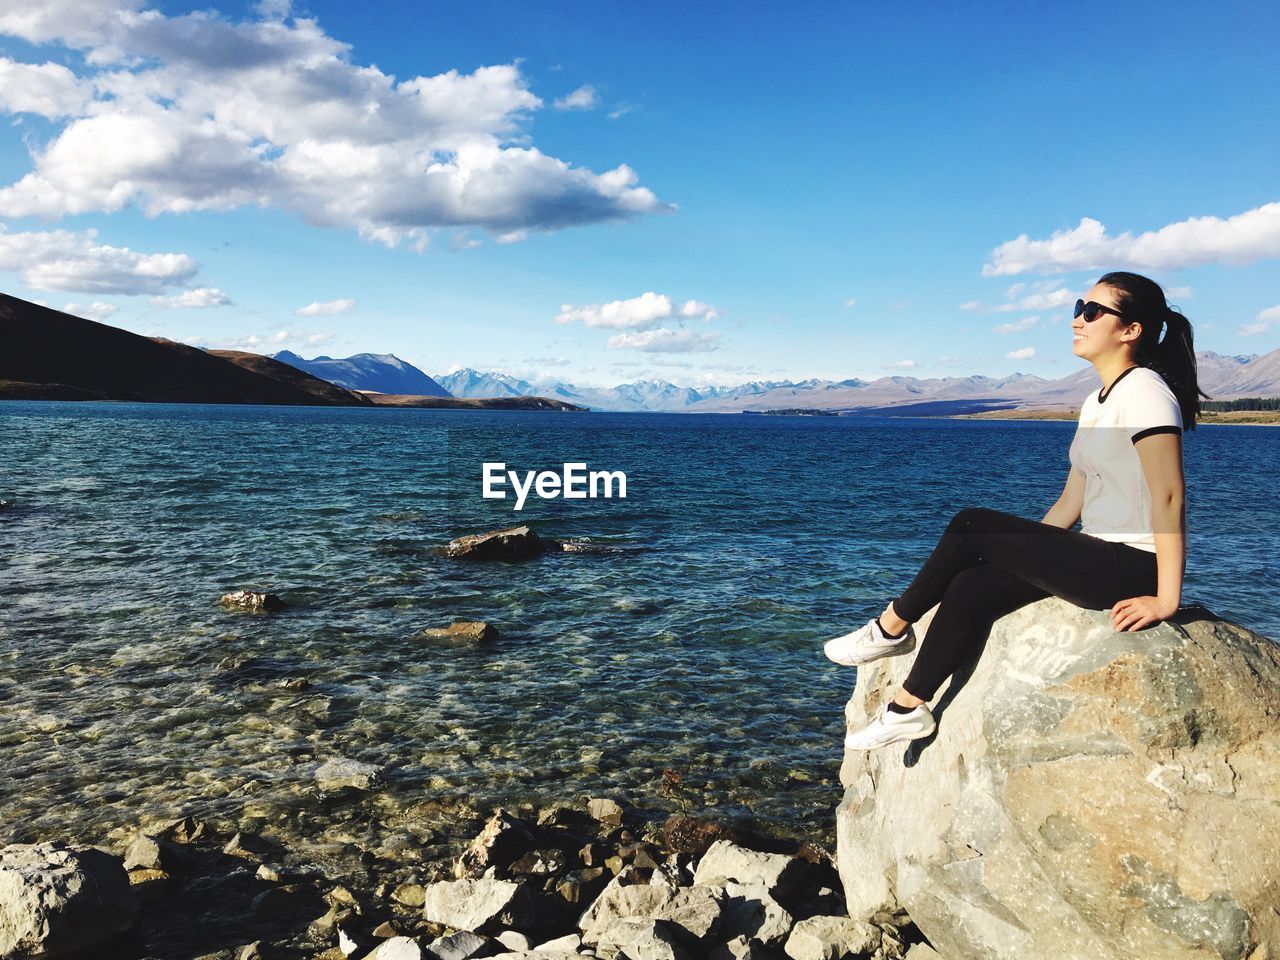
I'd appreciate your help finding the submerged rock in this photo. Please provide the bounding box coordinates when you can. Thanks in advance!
[444,525,549,561]
[0,841,139,958]
[220,590,287,612]
[314,758,385,794]
[837,598,1280,960]
[418,620,500,645]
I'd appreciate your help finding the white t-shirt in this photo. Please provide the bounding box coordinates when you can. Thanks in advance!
[1068,365,1183,553]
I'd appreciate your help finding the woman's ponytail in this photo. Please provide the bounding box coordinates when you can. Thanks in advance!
[1096,271,1210,430]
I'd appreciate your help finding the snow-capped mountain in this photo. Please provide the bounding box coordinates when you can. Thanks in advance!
[272,351,450,397]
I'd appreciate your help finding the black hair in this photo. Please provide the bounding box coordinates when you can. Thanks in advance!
[1096,271,1208,430]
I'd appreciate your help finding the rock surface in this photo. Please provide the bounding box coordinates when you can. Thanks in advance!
[219,590,287,612]
[314,758,384,794]
[418,620,499,644]
[837,598,1280,960]
[0,841,139,958]
[422,878,529,933]
[444,526,549,561]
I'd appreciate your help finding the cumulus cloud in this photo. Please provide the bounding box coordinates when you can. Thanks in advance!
[985,203,1280,276]
[553,85,599,111]
[0,59,93,117]
[0,3,670,244]
[296,297,356,316]
[1238,304,1280,337]
[1006,347,1037,360]
[994,315,1039,334]
[0,225,199,294]
[555,292,720,329]
[606,329,720,353]
[63,300,118,322]
[151,287,232,308]
[883,360,917,370]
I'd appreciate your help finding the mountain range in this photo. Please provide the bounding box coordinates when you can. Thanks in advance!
[275,348,1280,414]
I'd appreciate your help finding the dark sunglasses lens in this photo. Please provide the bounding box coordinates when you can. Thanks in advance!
[1073,299,1085,319]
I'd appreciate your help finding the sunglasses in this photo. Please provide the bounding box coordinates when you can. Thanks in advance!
[1074,299,1125,322]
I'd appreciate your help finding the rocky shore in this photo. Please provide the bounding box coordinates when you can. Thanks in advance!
[0,800,917,960]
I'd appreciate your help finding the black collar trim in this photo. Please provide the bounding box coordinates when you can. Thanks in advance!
[1098,365,1140,404]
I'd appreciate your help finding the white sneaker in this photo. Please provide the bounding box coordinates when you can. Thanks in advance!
[824,618,916,666]
[844,702,936,750]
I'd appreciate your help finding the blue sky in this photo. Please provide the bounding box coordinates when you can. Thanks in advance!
[1,0,1277,386]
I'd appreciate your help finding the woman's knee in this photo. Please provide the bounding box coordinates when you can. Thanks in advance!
[946,506,1016,535]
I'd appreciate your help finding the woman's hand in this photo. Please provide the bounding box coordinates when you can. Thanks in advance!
[1110,595,1178,631]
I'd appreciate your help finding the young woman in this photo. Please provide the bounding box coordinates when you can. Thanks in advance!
[826,271,1205,749]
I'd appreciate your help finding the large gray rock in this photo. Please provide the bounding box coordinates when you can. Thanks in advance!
[719,882,794,947]
[693,841,806,901]
[0,841,139,957]
[580,879,724,946]
[783,915,879,960]
[314,757,384,793]
[423,878,530,933]
[836,598,1280,960]
[592,918,689,960]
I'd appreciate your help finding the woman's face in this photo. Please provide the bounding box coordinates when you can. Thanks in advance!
[1072,283,1140,363]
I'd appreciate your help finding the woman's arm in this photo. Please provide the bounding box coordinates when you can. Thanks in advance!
[1041,468,1085,529]
[1110,432,1185,631]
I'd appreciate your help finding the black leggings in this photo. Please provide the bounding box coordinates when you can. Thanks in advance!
[892,507,1159,701]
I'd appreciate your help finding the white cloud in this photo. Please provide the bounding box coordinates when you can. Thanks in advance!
[607,103,638,120]
[63,300,117,322]
[1238,304,1280,337]
[0,224,199,294]
[196,328,333,351]
[0,59,93,117]
[0,5,670,244]
[606,328,720,353]
[1166,285,1193,300]
[985,203,1280,276]
[555,292,720,330]
[151,287,232,308]
[965,282,1075,314]
[1006,347,1037,360]
[553,85,599,111]
[994,315,1039,335]
[843,298,857,308]
[883,360,916,370]
[296,297,356,316]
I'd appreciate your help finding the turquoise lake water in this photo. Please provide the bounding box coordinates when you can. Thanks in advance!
[1,402,1276,868]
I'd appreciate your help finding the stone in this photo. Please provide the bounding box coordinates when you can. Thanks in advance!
[0,841,139,958]
[315,757,384,793]
[661,816,742,858]
[693,841,806,901]
[533,933,583,952]
[836,598,1280,960]
[372,921,400,937]
[368,937,424,960]
[427,930,497,960]
[392,881,427,907]
[719,882,794,947]
[251,883,318,920]
[580,881,724,946]
[220,590,287,612]
[592,918,689,960]
[586,798,625,828]
[123,832,177,871]
[422,878,530,933]
[783,916,880,960]
[710,936,775,960]
[158,815,207,844]
[419,620,500,644]
[444,526,548,561]
[455,809,539,879]
[496,930,532,951]
[903,945,942,960]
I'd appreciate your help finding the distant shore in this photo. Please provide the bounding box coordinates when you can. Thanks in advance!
[946,408,1280,426]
